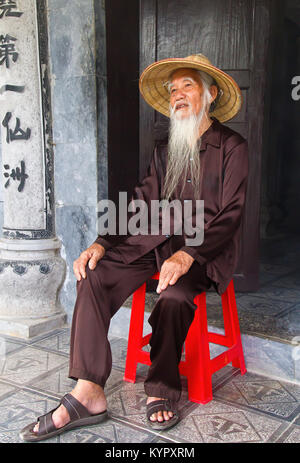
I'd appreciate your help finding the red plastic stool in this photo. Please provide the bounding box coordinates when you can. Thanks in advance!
[123,272,246,404]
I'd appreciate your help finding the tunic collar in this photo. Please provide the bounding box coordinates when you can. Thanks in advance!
[199,117,221,151]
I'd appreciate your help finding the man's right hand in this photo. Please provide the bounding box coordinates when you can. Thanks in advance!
[73,243,106,281]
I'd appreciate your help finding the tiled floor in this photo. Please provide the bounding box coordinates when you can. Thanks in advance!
[0,328,300,443]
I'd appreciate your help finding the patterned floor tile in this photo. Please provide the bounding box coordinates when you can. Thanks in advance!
[163,400,286,443]
[32,330,124,357]
[110,337,149,377]
[280,426,300,443]
[0,337,26,357]
[237,294,294,316]
[29,364,125,397]
[57,419,156,443]
[0,381,17,400]
[0,389,60,443]
[259,272,280,286]
[249,286,300,304]
[293,412,300,426]
[27,364,76,396]
[276,305,300,332]
[259,263,298,277]
[272,272,300,290]
[0,346,68,385]
[214,377,300,421]
[32,329,71,355]
[111,338,129,370]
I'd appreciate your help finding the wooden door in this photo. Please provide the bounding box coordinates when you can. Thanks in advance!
[139,0,274,291]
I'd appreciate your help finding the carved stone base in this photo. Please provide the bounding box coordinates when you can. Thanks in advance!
[0,238,67,339]
[0,313,67,339]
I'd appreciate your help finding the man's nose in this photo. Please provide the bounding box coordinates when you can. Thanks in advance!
[175,89,186,100]
[174,93,187,106]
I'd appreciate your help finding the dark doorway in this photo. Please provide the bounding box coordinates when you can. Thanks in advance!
[105,0,140,204]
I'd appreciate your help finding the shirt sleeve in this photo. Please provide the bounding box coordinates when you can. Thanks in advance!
[180,139,249,265]
[93,146,161,250]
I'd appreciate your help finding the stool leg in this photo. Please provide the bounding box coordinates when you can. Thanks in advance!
[222,281,246,375]
[185,293,213,404]
[124,283,146,383]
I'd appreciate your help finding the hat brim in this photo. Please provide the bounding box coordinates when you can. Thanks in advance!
[139,58,242,122]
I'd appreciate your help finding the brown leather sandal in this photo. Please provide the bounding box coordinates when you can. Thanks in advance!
[146,399,179,431]
[19,393,108,442]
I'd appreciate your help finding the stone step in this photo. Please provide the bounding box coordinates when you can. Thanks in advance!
[109,291,300,386]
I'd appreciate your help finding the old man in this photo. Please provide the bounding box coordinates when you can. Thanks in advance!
[20,53,248,441]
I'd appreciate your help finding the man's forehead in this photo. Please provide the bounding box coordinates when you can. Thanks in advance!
[169,68,200,84]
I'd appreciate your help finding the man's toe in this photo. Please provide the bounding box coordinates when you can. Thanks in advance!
[157,411,165,422]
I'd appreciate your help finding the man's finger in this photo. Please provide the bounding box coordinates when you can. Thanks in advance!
[73,261,83,281]
[157,271,175,293]
[74,267,82,281]
[157,270,168,293]
[88,255,99,270]
[168,272,179,286]
[157,262,173,293]
[79,263,87,279]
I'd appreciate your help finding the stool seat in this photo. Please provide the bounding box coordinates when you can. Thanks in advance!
[124,273,246,404]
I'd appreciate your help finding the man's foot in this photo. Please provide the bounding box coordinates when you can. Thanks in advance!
[33,379,107,434]
[146,396,174,422]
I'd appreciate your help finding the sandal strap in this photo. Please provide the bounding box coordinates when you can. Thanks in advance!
[146,399,176,420]
[35,393,94,437]
[60,393,91,421]
[37,410,57,435]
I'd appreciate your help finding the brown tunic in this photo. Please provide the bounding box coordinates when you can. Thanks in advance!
[94,117,249,295]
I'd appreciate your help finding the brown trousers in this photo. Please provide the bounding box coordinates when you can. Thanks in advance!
[68,240,212,402]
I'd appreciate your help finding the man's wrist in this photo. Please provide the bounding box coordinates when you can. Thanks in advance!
[93,237,112,251]
[180,246,206,265]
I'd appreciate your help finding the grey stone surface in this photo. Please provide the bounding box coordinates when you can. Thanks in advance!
[48,0,95,79]
[46,0,105,323]
[0,203,3,235]
[55,205,98,322]
[54,141,97,207]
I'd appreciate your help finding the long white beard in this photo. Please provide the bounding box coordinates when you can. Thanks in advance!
[162,103,206,201]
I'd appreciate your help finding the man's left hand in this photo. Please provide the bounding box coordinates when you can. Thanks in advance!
[157,250,194,294]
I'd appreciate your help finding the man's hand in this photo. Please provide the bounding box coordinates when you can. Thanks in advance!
[73,243,106,281]
[157,250,194,294]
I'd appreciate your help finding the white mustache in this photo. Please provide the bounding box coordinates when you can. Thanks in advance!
[173,100,192,111]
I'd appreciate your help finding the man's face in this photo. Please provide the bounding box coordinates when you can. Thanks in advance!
[169,68,205,120]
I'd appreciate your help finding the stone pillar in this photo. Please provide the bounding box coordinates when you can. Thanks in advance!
[0,0,66,338]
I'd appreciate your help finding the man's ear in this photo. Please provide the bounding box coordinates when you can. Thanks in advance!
[209,84,218,104]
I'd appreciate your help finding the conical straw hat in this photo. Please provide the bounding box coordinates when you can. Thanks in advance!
[139,53,242,122]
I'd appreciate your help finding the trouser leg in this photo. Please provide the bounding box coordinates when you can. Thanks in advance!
[144,260,212,402]
[69,247,157,388]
